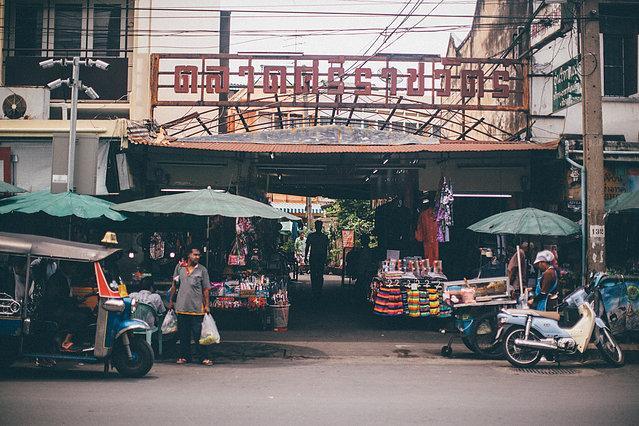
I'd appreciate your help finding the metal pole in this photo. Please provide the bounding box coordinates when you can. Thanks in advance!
[206,216,211,269]
[516,244,525,308]
[68,57,80,192]
[580,0,606,273]
[564,142,587,285]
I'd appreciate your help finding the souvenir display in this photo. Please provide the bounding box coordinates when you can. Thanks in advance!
[370,256,451,318]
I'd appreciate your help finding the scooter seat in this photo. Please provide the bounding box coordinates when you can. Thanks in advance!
[505,309,560,321]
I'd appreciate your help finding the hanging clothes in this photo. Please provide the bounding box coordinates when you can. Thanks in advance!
[414,208,439,261]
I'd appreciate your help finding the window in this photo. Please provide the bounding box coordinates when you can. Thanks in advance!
[14,4,43,56]
[93,5,122,56]
[603,34,638,97]
[54,4,83,55]
[601,4,639,97]
[405,122,417,134]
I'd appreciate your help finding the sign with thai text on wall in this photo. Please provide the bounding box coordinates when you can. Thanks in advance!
[151,53,527,112]
[553,57,581,112]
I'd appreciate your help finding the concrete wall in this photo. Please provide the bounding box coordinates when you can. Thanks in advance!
[440,0,529,141]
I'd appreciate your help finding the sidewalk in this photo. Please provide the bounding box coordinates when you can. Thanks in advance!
[169,274,639,363]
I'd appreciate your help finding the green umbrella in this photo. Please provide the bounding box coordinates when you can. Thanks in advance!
[0,191,127,221]
[467,207,579,237]
[111,187,301,221]
[0,181,26,194]
[606,191,639,213]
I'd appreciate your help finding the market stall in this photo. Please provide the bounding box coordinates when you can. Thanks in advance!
[440,276,515,357]
[370,257,451,318]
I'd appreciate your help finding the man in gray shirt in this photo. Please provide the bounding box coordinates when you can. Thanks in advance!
[169,246,213,366]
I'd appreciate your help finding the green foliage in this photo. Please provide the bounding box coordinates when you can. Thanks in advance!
[325,199,375,242]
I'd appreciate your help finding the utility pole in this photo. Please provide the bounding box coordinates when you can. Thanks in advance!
[579,0,606,273]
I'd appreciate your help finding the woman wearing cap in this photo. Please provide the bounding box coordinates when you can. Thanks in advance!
[529,250,559,311]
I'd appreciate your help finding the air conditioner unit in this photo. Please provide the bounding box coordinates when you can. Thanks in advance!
[0,86,50,120]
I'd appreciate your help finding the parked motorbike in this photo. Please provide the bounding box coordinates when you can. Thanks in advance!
[496,274,624,368]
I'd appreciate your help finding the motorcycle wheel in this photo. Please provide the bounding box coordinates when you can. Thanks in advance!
[112,335,154,378]
[461,337,475,352]
[502,326,543,368]
[597,327,625,367]
[468,312,504,359]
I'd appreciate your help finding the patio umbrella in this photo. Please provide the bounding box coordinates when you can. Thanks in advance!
[467,207,579,237]
[111,187,300,221]
[0,181,26,194]
[0,190,127,221]
[111,187,301,265]
[606,191,639,213]
[468,208,579,302]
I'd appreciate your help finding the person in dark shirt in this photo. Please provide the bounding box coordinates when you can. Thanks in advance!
[305,220,330,300]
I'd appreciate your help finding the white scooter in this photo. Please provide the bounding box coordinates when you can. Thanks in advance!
[496,277,624,368]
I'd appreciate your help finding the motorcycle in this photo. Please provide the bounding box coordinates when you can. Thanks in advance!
[496,274,624,368]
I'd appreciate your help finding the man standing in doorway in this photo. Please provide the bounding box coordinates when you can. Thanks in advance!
[305,220,330,301]
[169,245,214,366]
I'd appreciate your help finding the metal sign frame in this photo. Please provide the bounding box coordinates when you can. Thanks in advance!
[150,53,529,113]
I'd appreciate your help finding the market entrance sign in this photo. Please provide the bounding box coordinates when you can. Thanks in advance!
[151,53,527,112]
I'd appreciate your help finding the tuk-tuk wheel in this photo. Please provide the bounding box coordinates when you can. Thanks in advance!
[441,346,452,357]
[112,335,154,378]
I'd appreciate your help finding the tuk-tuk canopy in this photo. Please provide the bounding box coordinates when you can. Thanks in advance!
[0,232,119,262]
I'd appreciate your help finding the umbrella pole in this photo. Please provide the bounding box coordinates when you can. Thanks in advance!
[206,216,210,269]
[516,244,525,308]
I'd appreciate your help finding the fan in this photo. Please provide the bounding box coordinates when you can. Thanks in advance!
[2,94,27,119]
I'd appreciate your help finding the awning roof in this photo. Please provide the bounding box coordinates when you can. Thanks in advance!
[272,202,324,214]
[0,232,119,262]
[137,140,558,154]
[128,123,559,154]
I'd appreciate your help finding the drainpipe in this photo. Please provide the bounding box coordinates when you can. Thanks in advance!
[564,141,586,285]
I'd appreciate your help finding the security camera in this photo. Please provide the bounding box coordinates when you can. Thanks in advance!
[88,59,110,70]
[39,59,56,69]
[84,86,100,100]
[46,78,68,90]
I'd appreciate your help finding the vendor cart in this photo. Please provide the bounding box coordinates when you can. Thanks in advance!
[440,277,515,358]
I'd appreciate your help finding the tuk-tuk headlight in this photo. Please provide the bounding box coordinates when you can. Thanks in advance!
[103,298,125,312]
[130,297,137,314]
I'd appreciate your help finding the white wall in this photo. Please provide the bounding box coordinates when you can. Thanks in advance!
[129,0,221,122]
[3,140,52,191]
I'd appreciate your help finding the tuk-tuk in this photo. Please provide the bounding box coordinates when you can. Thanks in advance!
[0,232,153,377]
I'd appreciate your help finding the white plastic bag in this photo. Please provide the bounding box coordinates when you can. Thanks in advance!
[161,309,177,335]
[199,313,220,345]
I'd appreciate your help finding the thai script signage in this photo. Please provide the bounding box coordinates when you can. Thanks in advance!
[553,57,581,112]
[151,53,527,112]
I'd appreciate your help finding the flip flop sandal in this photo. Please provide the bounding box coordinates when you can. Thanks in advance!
[201,359,214,366]
[176,358,188,364]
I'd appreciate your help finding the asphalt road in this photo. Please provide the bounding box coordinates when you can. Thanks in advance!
[1,355,638,425]
[2,275,638,425]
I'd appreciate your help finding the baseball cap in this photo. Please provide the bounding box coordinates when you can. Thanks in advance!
[533,250,554,265]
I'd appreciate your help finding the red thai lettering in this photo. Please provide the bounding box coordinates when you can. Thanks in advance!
[381,67,398,96]
[492,70,510,99]
[354,68,372,95]
[433,68,451,97]
[294,61,319,94]
[327,66,345,95]
[461,69,485,98]
[205,66,229,94]
[174,65,198,94]
[263,66,287,94]
[239,65,254,94]
[407,63,425,96]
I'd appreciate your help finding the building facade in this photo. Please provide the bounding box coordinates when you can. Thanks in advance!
[0,0,221,193]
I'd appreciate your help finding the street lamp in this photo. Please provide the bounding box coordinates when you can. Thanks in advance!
[40,57,109,192]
